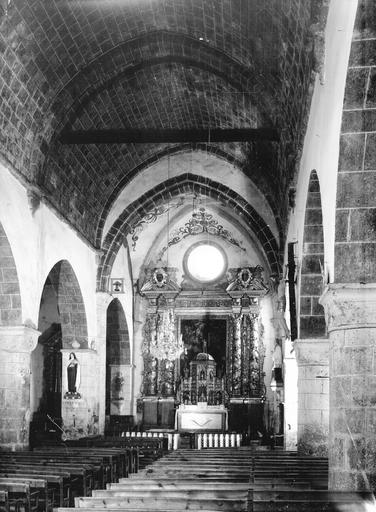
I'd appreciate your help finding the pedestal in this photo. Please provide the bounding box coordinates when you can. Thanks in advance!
[61,349,99,439]
[320,284,376,490]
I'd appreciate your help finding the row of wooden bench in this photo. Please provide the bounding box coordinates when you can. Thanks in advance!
[51,447,376,512]
[0,445,140,512]
[64,436,166,470]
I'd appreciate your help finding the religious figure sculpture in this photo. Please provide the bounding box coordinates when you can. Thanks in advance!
[65,352,81,398]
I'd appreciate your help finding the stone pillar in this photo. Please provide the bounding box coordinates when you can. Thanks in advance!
[320,284,376,490]
[283,344,298,451]
[294,339,329,456]
[96,292,113,434]
[0,325,40,450]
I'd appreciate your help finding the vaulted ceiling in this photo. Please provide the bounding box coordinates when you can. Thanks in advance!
[2,0,326,263]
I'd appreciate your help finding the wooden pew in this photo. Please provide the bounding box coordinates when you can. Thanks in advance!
[35,445,135,479]
[0,482,38,512]
[2,453,103,491]
[252,490,374,512]
[0,470,69,507]
[0,478,50,512]
[73,495,247,511]
[0,489,9,512]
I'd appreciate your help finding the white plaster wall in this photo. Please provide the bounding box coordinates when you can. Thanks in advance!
[102,152,279,244]
[286,0,358,286]
[0,163,97,339]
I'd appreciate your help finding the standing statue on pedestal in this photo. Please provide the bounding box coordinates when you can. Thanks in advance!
[65,352,81,398]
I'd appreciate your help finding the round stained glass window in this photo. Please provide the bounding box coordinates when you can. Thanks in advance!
[185,243,227,283]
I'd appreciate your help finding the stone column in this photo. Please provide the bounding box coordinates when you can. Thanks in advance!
[294,339,329,456]
[96,292,113,434]
[320,284,376,490]
[283,345,298,451]
[0,325,40,450]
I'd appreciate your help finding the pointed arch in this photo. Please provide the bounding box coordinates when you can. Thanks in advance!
[97,173,281,291]
[299,170,326,338]
[105,298,130,417]
[44,260,89,349]
[0,221,22,326]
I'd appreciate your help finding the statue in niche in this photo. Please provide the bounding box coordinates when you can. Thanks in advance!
[65,352,81,398]
[273,339,283,384]
[199,368,206,381]
[150,358,158,395]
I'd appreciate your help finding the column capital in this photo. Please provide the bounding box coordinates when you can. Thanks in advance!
[0,325,40,353]
[319,283,376,333]
[294,339,329,366]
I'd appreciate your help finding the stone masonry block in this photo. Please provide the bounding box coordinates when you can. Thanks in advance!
[300,316,326,338]
[335,210,349,242]
[350,346,373,374]
[342,109,376,133]
[343,68,369,109]
[299,296,311,315]
[337,172,376,208]
[365,409,376,434]
[301,254,323,274]
[338,133,365,171]
[349,39,376,67]
[366,68,376,107]
[335,243,376,282]
[348,208,376,242]
[365,133,376,170]
[300,274,323,295]
[304,207,322,225]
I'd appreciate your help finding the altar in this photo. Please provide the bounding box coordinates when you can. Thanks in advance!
[175,403,228,431]
[175,351,228,432]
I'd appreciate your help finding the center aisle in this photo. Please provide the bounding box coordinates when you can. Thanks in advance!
[57,447,253,512]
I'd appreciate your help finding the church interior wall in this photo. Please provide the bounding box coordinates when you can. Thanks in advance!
[2,1,376,489]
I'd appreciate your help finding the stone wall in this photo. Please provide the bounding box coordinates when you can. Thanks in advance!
[336,0,376,282]
[321,285,376,490]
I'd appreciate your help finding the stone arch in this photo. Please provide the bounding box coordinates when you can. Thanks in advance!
[45,260,89,349]
[299,170,326,338]
[0,221,22,326]
[47,31,273,138]
[95,144,245,247]
[105,299,131,420]
[97,174,281,291]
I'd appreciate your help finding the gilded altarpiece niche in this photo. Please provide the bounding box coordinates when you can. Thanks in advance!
[140,265,268,405]
[142,309,183,397]
[227,313,264,398]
